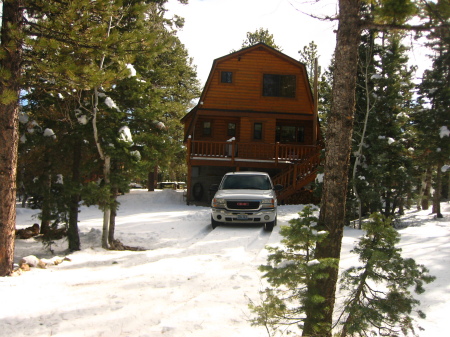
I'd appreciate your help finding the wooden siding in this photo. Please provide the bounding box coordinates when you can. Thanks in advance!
[201,48,314,114]
[182,44,321,205]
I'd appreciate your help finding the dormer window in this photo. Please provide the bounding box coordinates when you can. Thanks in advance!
[263,74,296,98]
[221,71,233,83]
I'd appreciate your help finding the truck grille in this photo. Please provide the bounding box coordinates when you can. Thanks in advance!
[227,201,260,210]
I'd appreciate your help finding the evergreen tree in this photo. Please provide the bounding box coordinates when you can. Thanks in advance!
[298,41,320,88]
[249,206,338,336]
[413,1,450,217]
[113,35,200,187]
[250,209,434,337]
[288,1,433,334]
[351,32,416,218]
[241,28,282,51]
[19,0,196,249]
[338,213,435,337]
[350,27,378,227]
[18,85,97,251]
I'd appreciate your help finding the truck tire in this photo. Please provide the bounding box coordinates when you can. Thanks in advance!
[211,216,219,229]
[264,217,277,232]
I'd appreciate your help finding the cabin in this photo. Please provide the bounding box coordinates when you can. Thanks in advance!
[181,43,322,205]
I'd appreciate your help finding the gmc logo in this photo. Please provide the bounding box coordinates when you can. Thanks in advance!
[237,202,249,206]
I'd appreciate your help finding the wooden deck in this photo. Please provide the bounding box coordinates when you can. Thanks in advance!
[186,139,320,168]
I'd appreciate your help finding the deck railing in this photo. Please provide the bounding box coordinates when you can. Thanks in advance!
[186,138,319,164]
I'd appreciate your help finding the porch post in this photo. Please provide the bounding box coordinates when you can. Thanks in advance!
[275,142,280,165]
[231,139,236,165]
[186,137,192,204]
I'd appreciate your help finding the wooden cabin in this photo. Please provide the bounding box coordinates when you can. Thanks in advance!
[181,43,322,205]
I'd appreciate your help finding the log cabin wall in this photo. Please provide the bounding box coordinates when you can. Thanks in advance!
[202,47,314,114]
[181,43,321,205]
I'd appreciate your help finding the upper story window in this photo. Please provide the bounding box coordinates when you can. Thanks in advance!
[221,71,233,83]
[263,74,296,98]
[253,123,263,140]
[203,121,212,136]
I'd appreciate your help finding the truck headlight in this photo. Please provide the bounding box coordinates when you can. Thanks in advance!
[261,198,275,208]
[212,198,226,208]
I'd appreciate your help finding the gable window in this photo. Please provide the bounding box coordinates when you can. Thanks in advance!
[276,125,304,143]
[227,123,236,137]
[203,121,212,136]
[263,74,296,98]
[221,71,233,83]
[253,123,263,140]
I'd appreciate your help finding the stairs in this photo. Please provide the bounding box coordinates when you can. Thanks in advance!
[272,149,322,203]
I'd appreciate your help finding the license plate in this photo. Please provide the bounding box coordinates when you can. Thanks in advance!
[237,214,248,220]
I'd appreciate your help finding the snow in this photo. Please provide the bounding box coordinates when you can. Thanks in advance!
[440,125,449,138]
[126,64,136,77]
[43,128,56,138]
[119,126,133,143]
[3,190,450,337]
[105,96,120,111]
[307,259,320,266]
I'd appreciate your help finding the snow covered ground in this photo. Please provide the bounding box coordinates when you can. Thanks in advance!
[1,189,449,337]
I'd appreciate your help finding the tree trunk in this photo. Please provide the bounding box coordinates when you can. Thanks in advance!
[68,139,82,251]
[148,165,158,191]
[433,163,443,218]
[0,0,24,277]
[101,155,111,249]
[40,172,52,235]
[303,0,361,335]
[422,168,432,210]
[108,189,118,245]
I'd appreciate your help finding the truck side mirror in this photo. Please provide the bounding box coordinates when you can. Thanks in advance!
[210,184,219,192]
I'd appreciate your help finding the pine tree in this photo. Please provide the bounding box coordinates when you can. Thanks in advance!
[414,1,450,217]
[19,0,194,249]
[338,213,435,337]
[298,41,320,88]
[352,32,416,217]
[350,27,378,227]
[249,206,338,336]
[241,28,282,51]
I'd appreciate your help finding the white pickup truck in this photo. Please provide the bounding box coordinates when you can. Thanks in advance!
[210,171,283,231]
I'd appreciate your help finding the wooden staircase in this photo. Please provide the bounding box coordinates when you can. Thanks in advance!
[272,149,322,203]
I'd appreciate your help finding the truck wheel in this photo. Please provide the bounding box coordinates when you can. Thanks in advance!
[264,218,277,232]
[211,216,219,229]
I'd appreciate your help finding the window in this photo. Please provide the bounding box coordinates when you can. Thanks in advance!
[227,123,236,137]
[263,74,296,98]
[203,121,211,136]
[253,123,263,140]
[221,71,233,83]
[276,125,304,142]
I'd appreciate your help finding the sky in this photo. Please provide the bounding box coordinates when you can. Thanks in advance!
[165,0,431,86]
[4,189,449,336]
[165,0,339,85]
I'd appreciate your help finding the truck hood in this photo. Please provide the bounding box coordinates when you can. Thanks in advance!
[214,189,276,200]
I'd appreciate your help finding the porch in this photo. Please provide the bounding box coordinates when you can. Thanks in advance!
[186,138,320,167]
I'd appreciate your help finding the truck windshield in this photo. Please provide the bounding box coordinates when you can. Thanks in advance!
[221,175,272,190]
